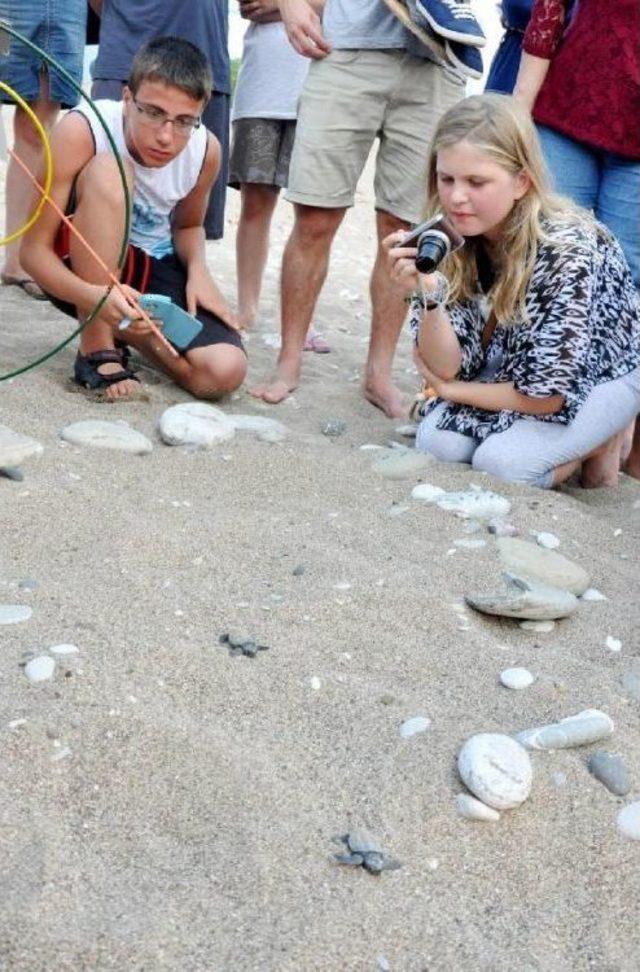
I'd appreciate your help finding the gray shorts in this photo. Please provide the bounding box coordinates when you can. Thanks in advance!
[228,118,297,190]
[285,49,463,222]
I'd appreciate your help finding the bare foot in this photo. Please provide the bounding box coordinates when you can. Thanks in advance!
[95,361,145,402]
[622,453,640,481]
[250,366,299,404]
[363,380,408,419]
[581,435,622,488]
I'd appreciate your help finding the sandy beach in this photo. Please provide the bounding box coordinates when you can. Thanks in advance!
[1,154,640,971]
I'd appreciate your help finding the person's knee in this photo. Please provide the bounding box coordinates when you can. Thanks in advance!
[416,423,473,464]
[472,438,547,487]
[186,345,247,399]
[293,205,344,246]
[13,105,54,151]
[76,154,134,208]
[240,185,278,222]
[376,209,409,241]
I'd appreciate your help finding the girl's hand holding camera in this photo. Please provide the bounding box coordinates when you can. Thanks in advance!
[382,230,433,295]
[383,230,440,298]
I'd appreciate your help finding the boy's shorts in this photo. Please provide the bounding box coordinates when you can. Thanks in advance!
[51,222,244,355]
[228,118,297,190]
[286,49,463,224]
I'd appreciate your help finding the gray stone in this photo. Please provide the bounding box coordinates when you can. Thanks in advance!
[500,667,535,690]
[496,537,590,596]
[61,420,153,454]
[158,403,235,448]
[226,413,288,443]
[24,655,55,683]
[0,424,43,467]
[411,482,446,503]
[516,709,614,751]
[372,447,434,480]
[466,573,578,621]
[399,715,431,738]
[587,751,631,796]
[321,419,347,438]
[617,802,640,840]
[292,564,305,576]
[458,733,532,810]
[0,604,32,625]
[455,793,501,822]
[18,579,38,591]
[487,518,519,537]
[0,466,24,481]
[621,672,640,703]
[437,489,511,520]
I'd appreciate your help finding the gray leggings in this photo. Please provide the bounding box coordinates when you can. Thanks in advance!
[416,368,640,488]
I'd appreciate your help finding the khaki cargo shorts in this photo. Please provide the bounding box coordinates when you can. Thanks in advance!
[286,49,463,224]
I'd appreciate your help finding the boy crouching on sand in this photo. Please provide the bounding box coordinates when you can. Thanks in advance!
[22,37,246,401]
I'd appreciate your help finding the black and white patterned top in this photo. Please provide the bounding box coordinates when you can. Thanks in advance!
[409,218,640,440]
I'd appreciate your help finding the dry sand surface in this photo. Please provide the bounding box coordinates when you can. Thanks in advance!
[1,158,640,971]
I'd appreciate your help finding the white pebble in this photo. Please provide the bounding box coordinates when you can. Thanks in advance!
[520,620,556,632]
[605,636,622,652]
[334,581,351,590]
[581,588,607,602]
[455,793,501,822]
[534,531,561,549]
[24,655,55,683]
[458,733,532,810]
[613,528,623,537]
[399,715,431,738]
[616,802,640,841]
[310,676,321,691]
[0,604,32,625]
[411,483,446,503]
[500,667,535,690]
[50,746,72,762]
[453,538,487,549]
[49,644,79,655]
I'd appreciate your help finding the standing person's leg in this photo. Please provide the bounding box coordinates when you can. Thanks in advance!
[236,183,279,328]
[201,93,230,241]
[229,117,284,328]
[595,152,640,289]
[536,126,600,209]
[369,54,463,416]
[250,50,391,404]
[2,72,59,296]
[250,203,345,402]
[365,208,412,416]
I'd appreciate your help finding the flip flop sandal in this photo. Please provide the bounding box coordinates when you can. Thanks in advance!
[1,274,48,301]
[303,329,332,354]
[72,349,148,402]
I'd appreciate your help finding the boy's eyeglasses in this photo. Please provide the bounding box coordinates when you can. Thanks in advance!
[132,98,202,136]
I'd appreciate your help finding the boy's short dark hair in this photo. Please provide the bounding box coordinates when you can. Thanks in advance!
[128,37,213,103]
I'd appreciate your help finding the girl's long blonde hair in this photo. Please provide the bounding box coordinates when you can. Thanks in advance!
[426,93,588,323]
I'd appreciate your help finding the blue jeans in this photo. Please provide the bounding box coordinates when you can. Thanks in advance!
[537,125,640,288]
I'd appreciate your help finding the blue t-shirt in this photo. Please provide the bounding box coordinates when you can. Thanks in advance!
[323,0,436,59]
[93,0,230,95]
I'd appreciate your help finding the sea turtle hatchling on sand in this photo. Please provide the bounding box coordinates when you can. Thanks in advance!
[219,632,269,658]
[333,830,402,875]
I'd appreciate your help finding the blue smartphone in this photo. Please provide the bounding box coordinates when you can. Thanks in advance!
[136,293,203,349]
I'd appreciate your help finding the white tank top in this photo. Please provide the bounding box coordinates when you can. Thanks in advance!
[76,99,208,258]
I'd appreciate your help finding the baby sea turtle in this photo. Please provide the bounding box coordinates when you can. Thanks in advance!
[219,631,269,658]
[333,829,401,875]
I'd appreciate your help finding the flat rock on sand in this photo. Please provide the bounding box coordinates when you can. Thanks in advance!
[496,536,590,595]
[60,420,153,454]
[0,424,43,466]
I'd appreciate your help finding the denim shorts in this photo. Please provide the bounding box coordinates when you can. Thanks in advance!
[0,0,86,107]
